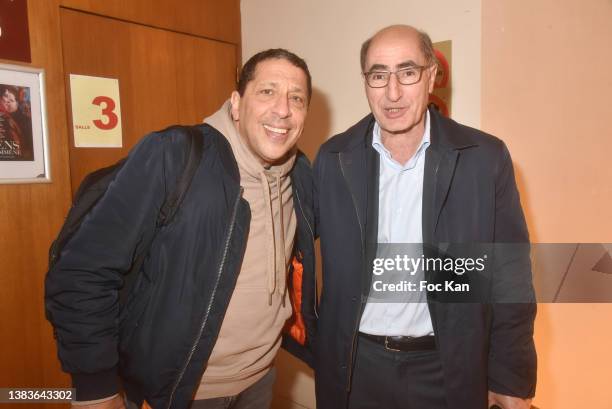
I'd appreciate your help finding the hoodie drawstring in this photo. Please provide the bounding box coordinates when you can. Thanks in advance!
[261,171,287,306]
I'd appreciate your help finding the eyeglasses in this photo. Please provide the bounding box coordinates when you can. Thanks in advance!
[363,65,430,88]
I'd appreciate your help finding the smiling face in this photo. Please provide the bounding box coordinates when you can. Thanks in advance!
[364,27,437,139]
[230,58,308,166]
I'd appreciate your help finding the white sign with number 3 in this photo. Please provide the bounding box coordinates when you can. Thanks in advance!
[69,74,122,148]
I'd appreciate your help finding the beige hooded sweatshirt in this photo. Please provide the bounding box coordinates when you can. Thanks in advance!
[195,100,297,399]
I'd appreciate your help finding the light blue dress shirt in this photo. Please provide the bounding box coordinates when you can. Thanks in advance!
[359,110,435,337]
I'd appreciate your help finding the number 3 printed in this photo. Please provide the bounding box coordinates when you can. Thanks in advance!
[92,96,119,130]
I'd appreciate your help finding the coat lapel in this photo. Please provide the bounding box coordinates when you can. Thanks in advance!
[338,148,368,235]
[336,118,379,298]
[337,118,376,243]
[422,149,440,244]
[423,108,478,333]
[423,148,459,242]
[422,108,472,243]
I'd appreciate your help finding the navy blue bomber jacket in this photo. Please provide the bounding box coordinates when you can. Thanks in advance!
[45,124,317,409]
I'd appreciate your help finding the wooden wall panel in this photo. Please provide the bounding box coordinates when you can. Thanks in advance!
[61,8,179,190]
[61,8,237,190]
[59,0,241,45]
[0,1,240,407]
[0,0,72,406]
[173,35,237,124]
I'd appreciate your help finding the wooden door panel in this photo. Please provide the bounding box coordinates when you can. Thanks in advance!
[59,0,241,44]
[60,8,237,192]
[173,34,237,124]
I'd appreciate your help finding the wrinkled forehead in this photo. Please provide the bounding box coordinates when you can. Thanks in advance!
[366,32,426,71]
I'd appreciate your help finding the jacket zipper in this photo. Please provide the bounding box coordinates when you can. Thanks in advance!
[293,188,317,318]
[165,187,243,409]
[338,154,365,392]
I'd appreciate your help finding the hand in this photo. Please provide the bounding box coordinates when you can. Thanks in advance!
[488,390,532,409]
[71,394,126,409]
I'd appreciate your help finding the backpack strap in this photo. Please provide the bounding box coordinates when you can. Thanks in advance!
[157,126,204,226]
[120,126,204,304]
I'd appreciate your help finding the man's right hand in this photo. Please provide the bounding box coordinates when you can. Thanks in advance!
[71,394,126,409]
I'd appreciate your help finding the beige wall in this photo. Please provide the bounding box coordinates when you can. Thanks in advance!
[241,0,481,161]
[482,1,612,408]
[242,0,612,408]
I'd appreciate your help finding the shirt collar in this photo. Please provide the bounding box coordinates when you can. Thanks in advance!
[372,110,431,170]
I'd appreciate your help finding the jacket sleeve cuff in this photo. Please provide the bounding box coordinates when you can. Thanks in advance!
[72,367,120,401]
[488,359,536,398]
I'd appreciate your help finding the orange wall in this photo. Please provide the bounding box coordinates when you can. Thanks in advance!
[482,0,612,243]
[482,1,612,408]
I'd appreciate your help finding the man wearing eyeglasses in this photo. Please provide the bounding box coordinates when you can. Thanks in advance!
[313,25,536,409]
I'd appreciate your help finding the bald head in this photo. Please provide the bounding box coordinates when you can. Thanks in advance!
[359,24,438,140]
[360,25,436,72]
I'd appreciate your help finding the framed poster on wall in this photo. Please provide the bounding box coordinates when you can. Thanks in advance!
[0,63,50,184]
